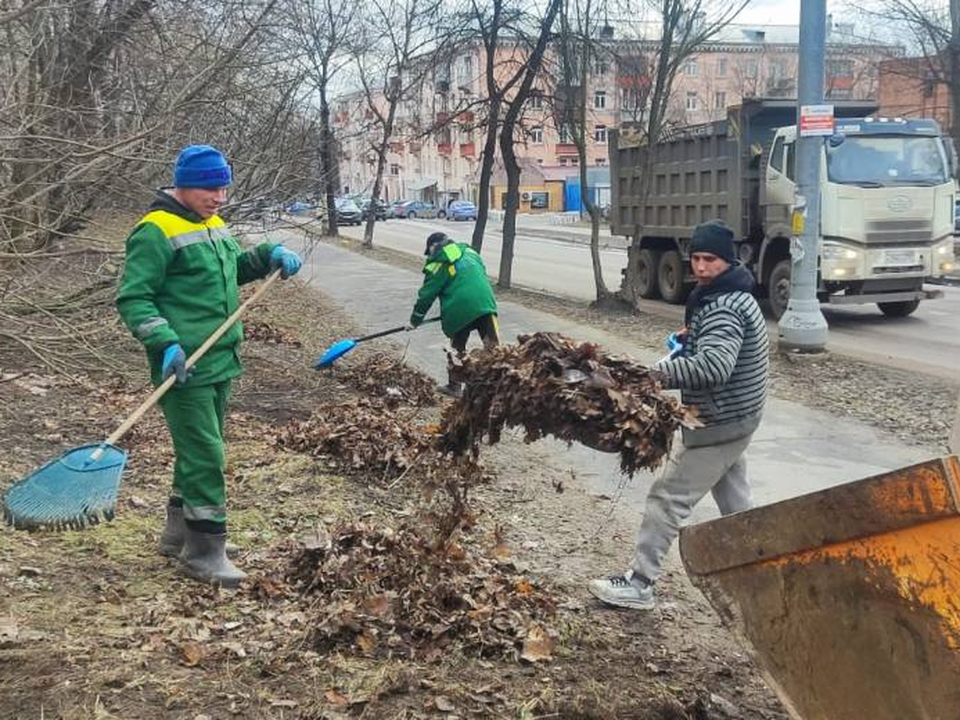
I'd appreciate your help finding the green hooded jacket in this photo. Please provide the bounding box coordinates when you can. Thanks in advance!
[116,190,276,386]
[412,241,498,337]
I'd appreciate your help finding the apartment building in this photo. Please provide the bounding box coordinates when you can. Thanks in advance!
[877,55,954,136]
[333,21,896,212]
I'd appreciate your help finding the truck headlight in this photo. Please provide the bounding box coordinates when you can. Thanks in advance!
[943,261,956,272]
[822,242,858,261]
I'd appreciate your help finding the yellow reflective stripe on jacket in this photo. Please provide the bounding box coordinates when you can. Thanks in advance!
[139,210,229,252]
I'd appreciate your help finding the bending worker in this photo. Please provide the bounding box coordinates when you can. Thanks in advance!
[410,232,499,398]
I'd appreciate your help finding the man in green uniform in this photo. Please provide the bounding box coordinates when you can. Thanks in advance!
[410,232,499,397]
[116,145,302,587]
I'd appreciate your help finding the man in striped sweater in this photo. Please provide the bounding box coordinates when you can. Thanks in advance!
[590,220,769,610]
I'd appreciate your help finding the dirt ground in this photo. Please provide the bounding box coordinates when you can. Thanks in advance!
[0,241,789,719]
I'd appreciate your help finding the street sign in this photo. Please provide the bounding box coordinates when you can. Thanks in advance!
[799,104,835,137]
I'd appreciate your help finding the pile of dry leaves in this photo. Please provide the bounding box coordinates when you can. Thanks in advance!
[441,332,698,475]
[332,352,437,407]
[275,398,430,481]
[243,320,302,347]
[260,522,557,662]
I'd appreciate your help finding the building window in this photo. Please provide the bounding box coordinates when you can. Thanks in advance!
[390,164,400,176]
[529,93,543,109]
[559,125,572,143]
[827,59,854,78]
[621,88,642,110]
[559,157,567,166]
[530,191,549,209]
[717,57,727,77]
[769,59,787,81]
[684,58,698,76]
[714,91,726,110]
[595,157,607,166]
[744,59,758,79]
[685,92,698,111]
[594,59,609,75]
[594,125,607,143]
[594,90,606,109]
[530,126,543,144]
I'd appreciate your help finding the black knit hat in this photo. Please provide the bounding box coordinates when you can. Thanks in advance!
[424,232,450,256]
[689,220,736,263]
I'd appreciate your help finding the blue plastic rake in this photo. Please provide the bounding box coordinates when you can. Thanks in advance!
[313,316,440,369]
[2,444,127,530]
[2,270,282,531]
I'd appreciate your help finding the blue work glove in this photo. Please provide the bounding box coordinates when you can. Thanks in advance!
[665,331,686,358]
[161,343,190,385]
[269,245,302,279]
[409,312,424,328]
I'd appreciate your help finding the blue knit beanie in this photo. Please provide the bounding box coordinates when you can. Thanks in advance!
[689,220,736,263]
[173,145,232,188]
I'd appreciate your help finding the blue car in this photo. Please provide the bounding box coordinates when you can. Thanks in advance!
[448,200,478,221]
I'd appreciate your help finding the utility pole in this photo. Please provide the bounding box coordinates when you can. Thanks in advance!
[778,0,829,352]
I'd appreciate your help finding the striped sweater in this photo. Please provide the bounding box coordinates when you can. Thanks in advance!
[655,273,769,448]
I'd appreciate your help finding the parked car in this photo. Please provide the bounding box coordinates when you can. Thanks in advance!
[360,198,391,221]
[286,200,314,215]
[396,200,441,219]
[334,198,362,225]
[447,200,478,221]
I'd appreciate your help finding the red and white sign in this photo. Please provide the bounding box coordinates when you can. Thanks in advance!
[799,104,835,137]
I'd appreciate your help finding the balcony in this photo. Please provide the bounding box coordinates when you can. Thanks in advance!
[437,111,450,124]
[438,143,453,155]
[459,142,476,157]
[555,143,578,155]
[408,141,422,153]
[458,111,475,124]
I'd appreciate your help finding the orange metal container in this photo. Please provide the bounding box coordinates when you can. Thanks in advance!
[680,455,960,720]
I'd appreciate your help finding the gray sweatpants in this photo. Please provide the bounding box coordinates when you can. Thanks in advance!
[631,433,754,583]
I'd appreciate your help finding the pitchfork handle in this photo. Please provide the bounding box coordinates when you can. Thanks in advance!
[91,269,283,460]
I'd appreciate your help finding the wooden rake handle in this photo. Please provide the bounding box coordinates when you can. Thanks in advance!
[98,269,283,453]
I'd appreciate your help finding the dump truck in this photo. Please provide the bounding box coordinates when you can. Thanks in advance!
[610,98,957,318]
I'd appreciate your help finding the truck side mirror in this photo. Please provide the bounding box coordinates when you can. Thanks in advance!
[828,133,845,148]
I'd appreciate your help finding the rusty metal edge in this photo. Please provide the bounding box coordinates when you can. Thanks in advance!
[680,456,960,577]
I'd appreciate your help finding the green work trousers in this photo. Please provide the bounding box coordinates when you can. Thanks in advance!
[159,380,232,533]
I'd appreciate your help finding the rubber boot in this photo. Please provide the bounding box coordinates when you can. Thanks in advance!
[437,377,463,399]
[177,527,246,588]
[159,505,239,558]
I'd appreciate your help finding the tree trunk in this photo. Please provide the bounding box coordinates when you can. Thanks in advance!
[472,97,499,252]
[497,121,519,289]
[950,0,960,150]
[319,85,339,237]
[363,102,398,248]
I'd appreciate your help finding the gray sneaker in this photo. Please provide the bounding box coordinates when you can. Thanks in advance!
[588,573,655,610]
[436,382,463,399]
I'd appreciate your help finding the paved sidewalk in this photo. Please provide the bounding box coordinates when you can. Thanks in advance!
[284,233,939,525]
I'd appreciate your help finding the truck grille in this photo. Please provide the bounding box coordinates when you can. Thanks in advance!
[865,220,932,244]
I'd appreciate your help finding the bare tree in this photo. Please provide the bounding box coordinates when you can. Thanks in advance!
[555,0,614,303]
[354,0,452,248]
[613,0,745,307]
[288,0,360,236]
[865,0,960,146]
[496,0,562,288]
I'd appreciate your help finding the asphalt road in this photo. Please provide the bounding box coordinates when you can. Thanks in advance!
[332,217,959,381]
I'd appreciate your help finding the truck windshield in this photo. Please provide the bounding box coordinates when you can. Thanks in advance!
[825,135,948,187]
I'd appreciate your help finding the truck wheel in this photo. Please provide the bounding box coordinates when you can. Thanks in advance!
[767,259,792,320]
[877,299,920,317]
[635,248,662,299]
[658,250,687,304]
